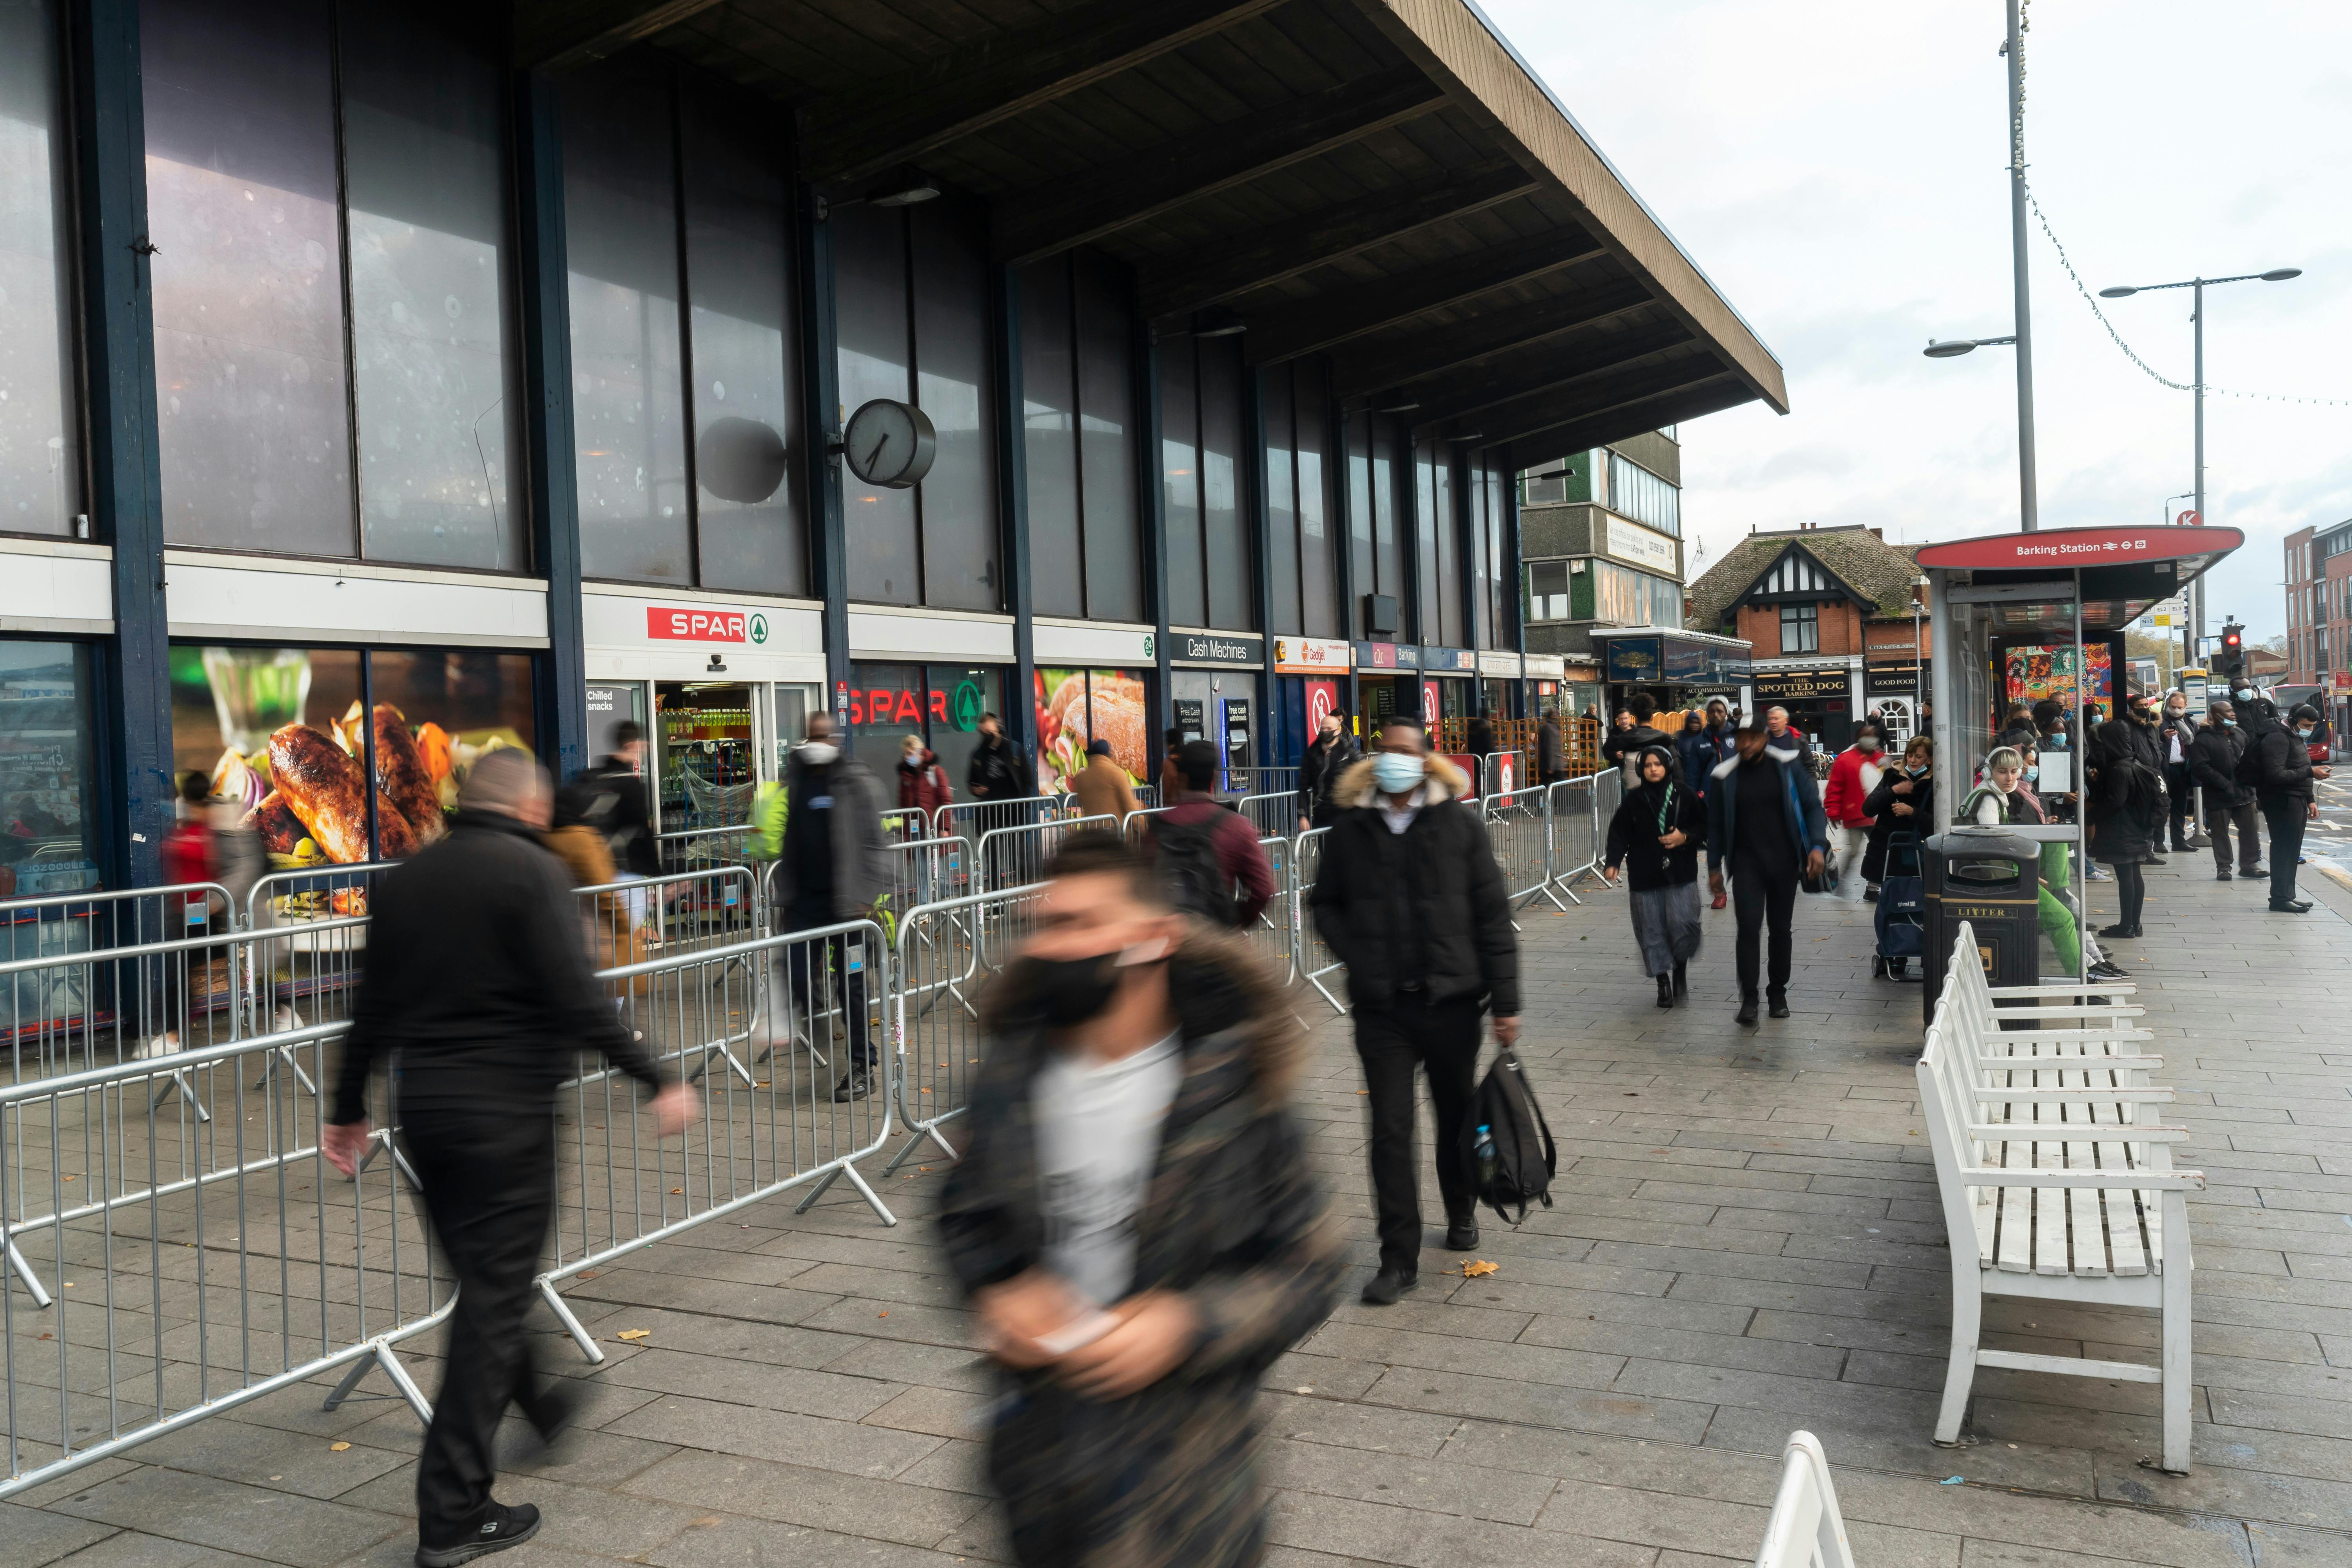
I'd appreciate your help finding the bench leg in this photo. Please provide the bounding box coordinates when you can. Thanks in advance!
[1934,1270,1980,1446]
[2157,1191,2193,1475]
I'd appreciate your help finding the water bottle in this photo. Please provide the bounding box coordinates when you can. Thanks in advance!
[1473,1123,1497,1190]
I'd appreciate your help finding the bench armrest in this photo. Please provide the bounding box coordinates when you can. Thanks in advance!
[1957,1166,2204,1191]
[1987,1006,2146,1020]
[1986,982,2138,997]
[1970,1087,2175,1104]
[1967,1121,2190,1143]
[1970,1050,2163,1069]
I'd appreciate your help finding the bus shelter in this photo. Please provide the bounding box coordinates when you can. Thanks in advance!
[1918,523,2243,983]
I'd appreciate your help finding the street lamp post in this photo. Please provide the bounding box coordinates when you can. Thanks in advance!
[1912,574,1931,724]
[2160,490,2194,672]
[2099,267,2300,678]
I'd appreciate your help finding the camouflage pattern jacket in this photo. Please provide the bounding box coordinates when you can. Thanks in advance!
[939,931,1341,1568]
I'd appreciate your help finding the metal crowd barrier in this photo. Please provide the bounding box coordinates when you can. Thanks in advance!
[883,883,1045,1176]
[1542,777,1597,906]
[1251,837,1297,982]
[537,916,898,1361]
[0,1019,443,1501]
[975,813,1117,894]
[657,823,755,877]
[1482,786,1564,915]
[1290,827,1347,1015]
[1,882,239,1086]
[1234,791,1302,838]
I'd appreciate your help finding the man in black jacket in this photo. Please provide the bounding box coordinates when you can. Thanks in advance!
[2187,699,2260,881]
[2157,693,2199,853]
[324,751,697,1567]
[1308,717,1519,1307]
[1704,725,1830,1024]
[1612,693,1671,781]
[967,712,1036,804]
[1297,712,1359,830]
[2252,702,2330,913]
[1535,713,1566,784]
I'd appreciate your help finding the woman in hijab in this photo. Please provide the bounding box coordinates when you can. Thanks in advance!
[1601,744,1708,1008]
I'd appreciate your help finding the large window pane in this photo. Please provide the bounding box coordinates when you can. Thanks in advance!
[685,95,803,596]
[1200,334,1249,631]
[564,60,689,582]
[0,0,77,536]
[1075,254,1138,622]
[1018,258,1080,617]
[0,641,100,896]
[339,4,518,571]
[1345,412,1372,635]
[1432,442,1458,647]
[912,201,996,611]
[1160,340,1203,628]
[1265,367,1299,636]
[1414,441,1439,644]
[836,203,917,604]
[1372,417,1401,624]
[1297,363,1338,639]
[143,0,354,555]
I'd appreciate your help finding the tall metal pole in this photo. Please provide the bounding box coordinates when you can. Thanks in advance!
[2006,0,2039,532]
[2190,279,2205,670]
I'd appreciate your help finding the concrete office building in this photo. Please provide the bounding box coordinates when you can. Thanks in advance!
[2281,519,2352,737]
[0,0,1781,890]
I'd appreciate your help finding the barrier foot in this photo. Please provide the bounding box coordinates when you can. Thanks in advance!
[882,1120,960,1176]
[5,1234,54,1308]
[1551,877,1585,907]
[152,1068,214,1124]
[539,1277,606,1365]
[836,1160,900,1228]
[792,1165,844,1214]
[1534,882,1573,913]
[323,1341,434,1423]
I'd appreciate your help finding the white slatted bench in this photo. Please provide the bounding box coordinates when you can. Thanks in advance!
[1918,922,2202,1475]
[1753,1430,1856,1568]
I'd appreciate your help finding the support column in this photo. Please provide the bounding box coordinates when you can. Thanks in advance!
[798,194,852,727]
[71,0,171,889]
[514,70,588,782]
[1141,323,1173,764]
[1504,472,1526,719]
[996,263,1038,764]
[1247,367,1275,768]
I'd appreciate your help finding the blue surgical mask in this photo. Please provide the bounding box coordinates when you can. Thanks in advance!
[1372,752,1426,795]
[2025,765,2039,782]
[2220,718,2236,729]
[2297,726,2316,741]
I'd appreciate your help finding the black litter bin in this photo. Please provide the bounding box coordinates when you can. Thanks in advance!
[1921,828,2042,1023]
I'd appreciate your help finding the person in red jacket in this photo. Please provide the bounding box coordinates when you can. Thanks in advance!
[1818,721,1885,904]
[151,772,225,1057]
[896,733,955,822]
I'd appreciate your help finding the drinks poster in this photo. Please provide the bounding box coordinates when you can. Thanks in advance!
[2005,642,2113,721]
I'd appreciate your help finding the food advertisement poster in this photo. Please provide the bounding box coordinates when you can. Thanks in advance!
[2004,642,2113,721]
[1034,668,1149,795]
[171,645,535,870]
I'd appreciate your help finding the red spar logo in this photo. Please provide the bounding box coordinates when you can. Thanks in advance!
[647,607,748,642]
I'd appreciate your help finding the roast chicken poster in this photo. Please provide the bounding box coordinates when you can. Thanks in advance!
[171,646,534,869]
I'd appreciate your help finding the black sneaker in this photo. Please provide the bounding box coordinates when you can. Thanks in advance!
[416,1503,541,1568]
[831,1067,873,1103]
[1361,1268,1418,1305]
[1735,995,1760,1027]
[1863,886,1880,903]
[1445,1219,1479,1250]
[2087,959,2129,980]
[2269,900,2312,915]
[2097,924,2139,939]
[2215,871,2232,881]
[2141,855,2167,867]
[1656,975,1675,1009]
[1767,995,1791,1020]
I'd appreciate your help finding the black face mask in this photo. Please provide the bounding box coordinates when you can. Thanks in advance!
[1025,952,1124,1026]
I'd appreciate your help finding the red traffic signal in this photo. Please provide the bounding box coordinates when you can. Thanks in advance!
[2221,628,2243,650]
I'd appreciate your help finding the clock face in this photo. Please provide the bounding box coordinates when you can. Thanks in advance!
[842,399,938,490]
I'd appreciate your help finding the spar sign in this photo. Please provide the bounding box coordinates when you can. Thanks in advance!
[647,606,749,642]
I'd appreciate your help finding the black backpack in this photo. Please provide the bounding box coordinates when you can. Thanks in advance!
[1152,817,1242,926]
[1461,1048,1557,1224]
[2234,728,2271,791]
[555,772,623,835]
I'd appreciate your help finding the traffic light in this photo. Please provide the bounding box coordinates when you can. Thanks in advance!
[2216,621,2245,682]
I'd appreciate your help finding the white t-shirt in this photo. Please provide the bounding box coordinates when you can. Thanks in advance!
[1033,1032,1184,1307]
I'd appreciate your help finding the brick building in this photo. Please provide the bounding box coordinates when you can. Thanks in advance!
[1685,522,1930,750]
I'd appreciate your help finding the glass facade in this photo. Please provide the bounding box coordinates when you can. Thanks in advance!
[0,641,100,895]
[845,663,999,788]
[564,57,807,595]
[1608,450,1679,538]
[142,0,521,567]
[1590,562,1682,628]
[1345,412,1405,640]
[1158,331,1253,632]
[0,0,78,537]
[1262,361,1339,639]
[1022,251,1140,622]
[1527,560,1572,622]
[1416,438,1461,649]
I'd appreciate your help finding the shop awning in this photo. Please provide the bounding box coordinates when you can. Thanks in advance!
[518,0,1786,465]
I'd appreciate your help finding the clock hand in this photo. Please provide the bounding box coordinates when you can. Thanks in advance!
[862,432,891,471]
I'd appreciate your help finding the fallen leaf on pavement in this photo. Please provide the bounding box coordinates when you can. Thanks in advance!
[1444,1259,1499,1278]
[330,1441,351,1452]
[616,1328,650,1341]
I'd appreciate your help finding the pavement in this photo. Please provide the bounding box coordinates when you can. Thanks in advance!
[9,846,2352,1568]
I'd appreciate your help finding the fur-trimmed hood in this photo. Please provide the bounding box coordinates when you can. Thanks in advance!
[1328,751,1470,810]
[980,924,1306,1107]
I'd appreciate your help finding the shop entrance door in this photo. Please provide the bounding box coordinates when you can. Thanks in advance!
[655,682,759,835]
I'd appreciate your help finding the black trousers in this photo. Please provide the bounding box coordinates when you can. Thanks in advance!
[1730,851,1800,1000]
[2109,858,2146,930]
[782,906,874,1067]
[2261,797,2307,907]
[2204,791,2260,874]
[1354,995,1483,1272]
[2164,766,2194,848]
[401,1103,564,1539]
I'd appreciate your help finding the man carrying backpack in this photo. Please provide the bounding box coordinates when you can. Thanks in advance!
[2247,699,2330,914]
[1308,717,1519,1306]
[558,722,658,928]
[1143,740,1273,929]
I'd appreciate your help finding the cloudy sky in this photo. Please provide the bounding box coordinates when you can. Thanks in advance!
[1482,0,2352,642]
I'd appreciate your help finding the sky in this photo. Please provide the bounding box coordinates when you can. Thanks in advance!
[1481,0,2352,643]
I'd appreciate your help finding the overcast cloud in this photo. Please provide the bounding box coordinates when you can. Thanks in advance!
[1483,0,2352,641]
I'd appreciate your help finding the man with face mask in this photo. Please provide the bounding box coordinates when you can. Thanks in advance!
[2252,703,2330,913]
[1819,720,1886,904]
[2158,693,2199,853]
[1309,718,1520,1305]
[2088,696,2167,938]
[1706,724,1831,1023]
[773,714,892,1100]
[2188,699,2261,881]
[967,711,1036,803]
[1298,711,1359,830]
[941,833,1339,1568]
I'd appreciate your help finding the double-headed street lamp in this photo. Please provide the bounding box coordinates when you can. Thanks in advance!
[2099,267,2300,676]
[1921,334,2033,532]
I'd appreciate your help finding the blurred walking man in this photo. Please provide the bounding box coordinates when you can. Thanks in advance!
[326,751,697,1567]
[1309,717,1519,1305]
[941,833,1338,1568]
